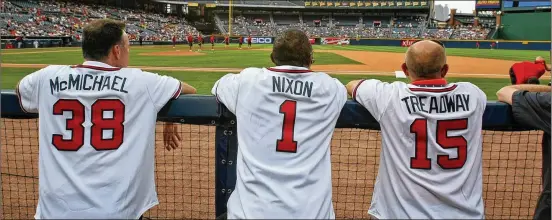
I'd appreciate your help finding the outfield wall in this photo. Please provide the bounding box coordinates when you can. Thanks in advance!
[350,38,551,50]
[499,12,551,41]
[2,36,550,51]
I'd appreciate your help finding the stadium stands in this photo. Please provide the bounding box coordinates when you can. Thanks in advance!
[0,0,200,40]
[0,0,493,41]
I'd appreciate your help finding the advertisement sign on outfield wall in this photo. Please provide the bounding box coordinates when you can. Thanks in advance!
[401,39,416,47]
[321,37,350,45]
[251,37,273,44]
[309,38,315,44]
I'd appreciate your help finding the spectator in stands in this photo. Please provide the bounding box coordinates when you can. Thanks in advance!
[496,84,551,220]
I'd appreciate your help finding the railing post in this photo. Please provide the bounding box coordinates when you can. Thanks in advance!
[215,104,237,218]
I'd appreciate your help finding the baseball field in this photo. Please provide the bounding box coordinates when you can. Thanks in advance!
[0,44,548,219]
[1,44,550,99]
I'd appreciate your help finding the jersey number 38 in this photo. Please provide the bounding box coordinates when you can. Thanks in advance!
[52,99,125,151]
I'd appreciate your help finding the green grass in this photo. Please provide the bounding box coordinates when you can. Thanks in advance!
[4,67,547,100]
[3,45,550,101]
[2,44,549,68]
[0,46,360,67]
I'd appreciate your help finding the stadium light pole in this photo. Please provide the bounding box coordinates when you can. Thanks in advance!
[228,0,232,37]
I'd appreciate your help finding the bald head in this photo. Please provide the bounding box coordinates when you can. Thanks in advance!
[404,40,447,79]
[536,56,545,62]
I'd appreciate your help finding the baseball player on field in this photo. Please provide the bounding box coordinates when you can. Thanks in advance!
[212,29,347,219]
[346,40,487,219]
[16,19,196,219]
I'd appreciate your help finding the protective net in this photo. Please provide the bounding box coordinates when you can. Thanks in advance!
[0,120,215,219]
[330,128,543,219]
[0,119,543,219]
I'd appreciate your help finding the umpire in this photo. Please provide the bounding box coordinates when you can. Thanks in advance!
[497,84,551,220]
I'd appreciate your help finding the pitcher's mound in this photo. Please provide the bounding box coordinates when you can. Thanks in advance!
[139,51,205,56]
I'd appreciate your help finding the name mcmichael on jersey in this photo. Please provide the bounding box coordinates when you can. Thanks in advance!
[49,73,129,95]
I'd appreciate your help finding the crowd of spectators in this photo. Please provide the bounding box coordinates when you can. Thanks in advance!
[421,28,454,40]
[1,0,492,41]
[450,25,491,40]
[0,0,200,41]
[226,14,491,40]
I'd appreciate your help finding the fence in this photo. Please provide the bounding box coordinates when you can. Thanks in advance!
[0,91,544,219]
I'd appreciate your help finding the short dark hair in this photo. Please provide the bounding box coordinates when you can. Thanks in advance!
[271,29,312,67]
[527,77,540,84]
[82,19,126,61]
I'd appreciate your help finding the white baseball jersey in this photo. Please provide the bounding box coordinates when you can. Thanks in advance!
[17,61,181,219]
[212,66,347,219]
[353,79,486,219]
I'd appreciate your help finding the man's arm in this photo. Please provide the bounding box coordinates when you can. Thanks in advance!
[345,80,364,98]
[179,81,197,95]
[510,91,551,134]
[16,69,42,113]
[211,73,241,114]
[345,79,395,121]
[496,85,551,105]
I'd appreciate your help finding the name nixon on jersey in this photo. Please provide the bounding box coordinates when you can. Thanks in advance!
[272,76,314,97]
[50,74,129,95]
[401,94,470,114]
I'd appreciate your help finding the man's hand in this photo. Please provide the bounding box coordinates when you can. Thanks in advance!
[163,122,181,151]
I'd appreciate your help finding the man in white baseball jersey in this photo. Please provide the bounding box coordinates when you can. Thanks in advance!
[346,40,486,219]
[16,19,196,219]
[212,29,347,219]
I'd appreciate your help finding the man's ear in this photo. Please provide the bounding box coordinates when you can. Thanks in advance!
[441,64,449,78]
[113,44,121,60]
[270,52,276,65]
[401,63,409,76]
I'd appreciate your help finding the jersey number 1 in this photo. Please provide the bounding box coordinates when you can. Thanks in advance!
[410,119,468,169]
[276,100,298,153]
[52,99,125,151]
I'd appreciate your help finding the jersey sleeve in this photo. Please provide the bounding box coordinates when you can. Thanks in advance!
[17,69,43,113]
[512,91,551,133]
[211,73,240,114]
[333,78,348,108]
[143,71,182,112]
[353,79,395,121]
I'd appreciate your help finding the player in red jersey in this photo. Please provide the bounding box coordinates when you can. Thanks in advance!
[197,34,203,52]
[247,35,252,49]
[172,35,176,48]
[238,35,243,50]
[509,56,551,85]
[187,34,193,52]
[210,34,215,51]
[224,35,229,48]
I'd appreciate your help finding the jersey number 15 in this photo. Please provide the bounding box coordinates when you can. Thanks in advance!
[52,99,125,151]
[410,119,468,170]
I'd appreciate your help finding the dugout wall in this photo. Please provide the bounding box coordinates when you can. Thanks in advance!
[0,91,544,219]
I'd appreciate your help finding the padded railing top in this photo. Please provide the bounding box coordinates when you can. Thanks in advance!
[1,90,532,131]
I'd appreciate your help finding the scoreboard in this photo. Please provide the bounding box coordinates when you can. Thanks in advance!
[502,0,551,9]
